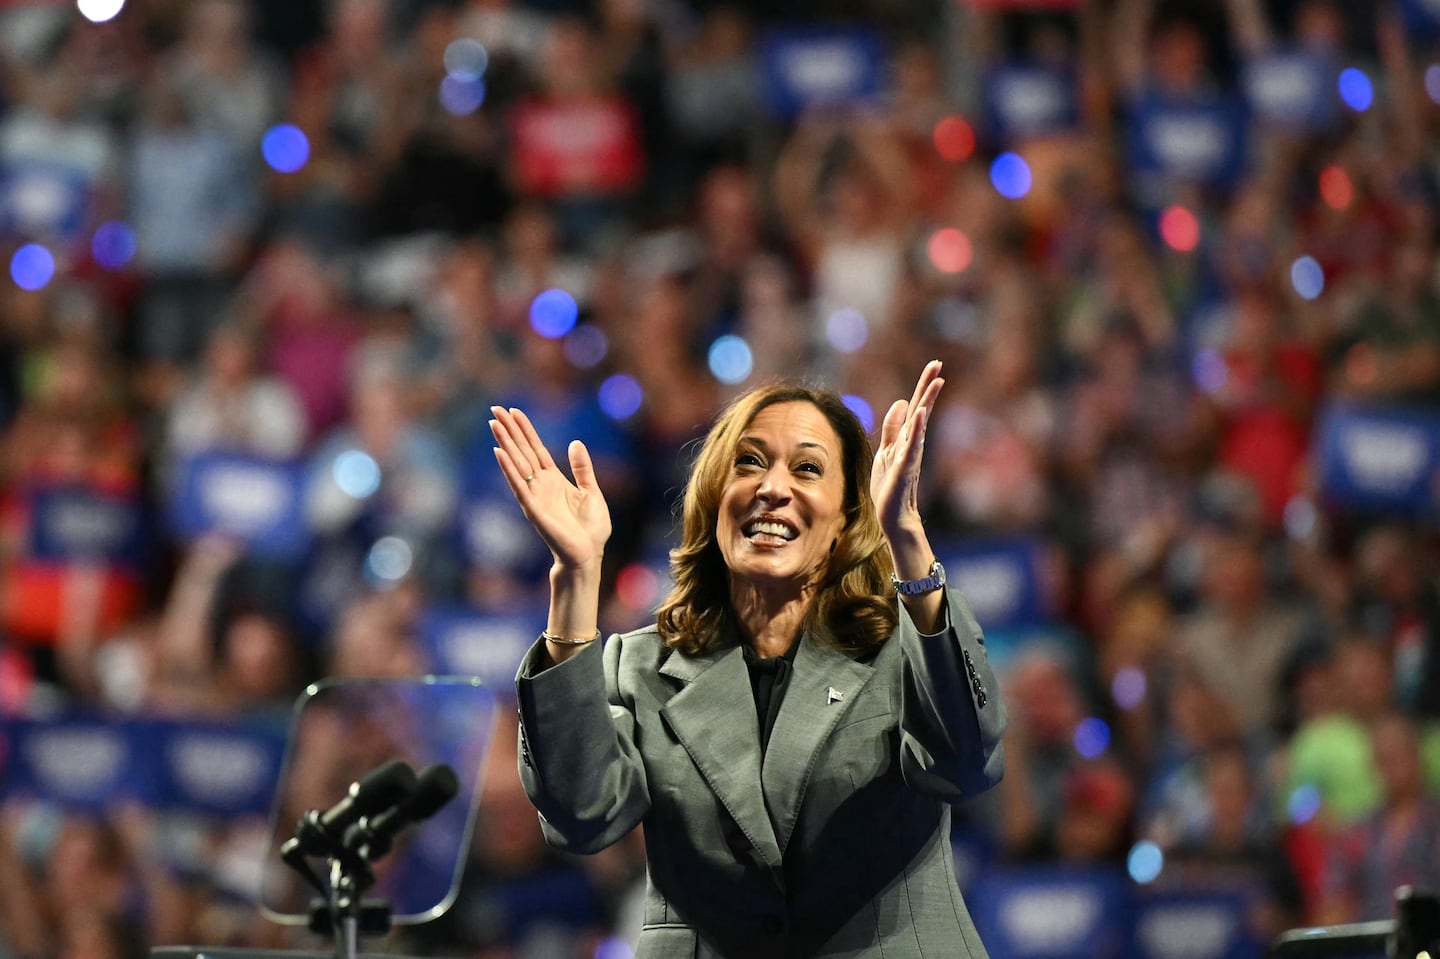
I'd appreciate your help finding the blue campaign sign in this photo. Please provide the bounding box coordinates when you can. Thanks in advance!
[969,867,1130,959]
[1130,888,1260,959]
[4,717,152,810]
[1242,51,1338,132]
[28,485,146,567]
[934,538,1049,631]
[1127,93,1246,187]
[759,27,885,120]
[169,452,310,559]
[1316,404,1440,516]
[150,719,287,818]
[420,603,546,690]
[982,63,1079,141]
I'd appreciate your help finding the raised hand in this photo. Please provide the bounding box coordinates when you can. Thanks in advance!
[490,407,611,572]
[870,360,944,541]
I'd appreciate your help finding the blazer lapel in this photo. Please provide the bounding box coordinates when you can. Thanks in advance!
[660,642,784,870]
[761,635,875,853]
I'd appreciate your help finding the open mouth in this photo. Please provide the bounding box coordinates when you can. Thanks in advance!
[744,517,798,544]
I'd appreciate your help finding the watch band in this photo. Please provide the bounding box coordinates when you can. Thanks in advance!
[891,558,946,596]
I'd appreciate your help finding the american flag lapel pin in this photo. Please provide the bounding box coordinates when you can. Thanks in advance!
[826,687,844,705]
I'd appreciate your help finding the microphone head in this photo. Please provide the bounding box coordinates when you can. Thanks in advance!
[353,759,418,816]
[405,764,460,821]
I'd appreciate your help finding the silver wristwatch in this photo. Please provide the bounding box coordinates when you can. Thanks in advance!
[891,558,946,596]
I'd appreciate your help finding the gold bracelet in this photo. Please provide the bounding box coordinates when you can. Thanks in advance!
[542,629,601,646]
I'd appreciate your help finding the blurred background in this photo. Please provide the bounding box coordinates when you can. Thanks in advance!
[0,0,1438,955]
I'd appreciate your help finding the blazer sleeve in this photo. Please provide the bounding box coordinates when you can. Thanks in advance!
[514,634,651,853]
[897,588,1008,802]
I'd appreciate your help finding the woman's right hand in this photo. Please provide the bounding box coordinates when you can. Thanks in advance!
[489,406,611,571]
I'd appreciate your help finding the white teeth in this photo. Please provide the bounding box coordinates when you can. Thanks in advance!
[746,520,795,540]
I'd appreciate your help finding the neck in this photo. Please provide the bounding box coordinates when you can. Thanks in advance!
[730,577,813,658]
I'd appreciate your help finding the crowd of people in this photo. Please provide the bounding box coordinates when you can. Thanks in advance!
[0,0,1438,955]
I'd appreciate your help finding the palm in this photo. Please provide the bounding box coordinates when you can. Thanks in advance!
[489,407,612,569]
[869,362,944,536]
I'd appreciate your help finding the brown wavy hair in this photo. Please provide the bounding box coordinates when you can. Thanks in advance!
[656,386,897,655]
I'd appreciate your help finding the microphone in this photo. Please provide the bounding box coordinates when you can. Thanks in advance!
[283,759,418,860]
[345,763,460,862]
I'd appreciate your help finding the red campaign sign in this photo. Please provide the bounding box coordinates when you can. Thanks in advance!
[509,96,644,198]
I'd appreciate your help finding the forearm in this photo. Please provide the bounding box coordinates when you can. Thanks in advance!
[887,524,944,634]
[545,560,604,664]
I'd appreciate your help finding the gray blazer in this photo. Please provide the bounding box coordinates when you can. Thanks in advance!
[514,589,1007,958]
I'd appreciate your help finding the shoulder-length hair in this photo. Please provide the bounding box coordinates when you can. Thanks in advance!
[656,385,897,655]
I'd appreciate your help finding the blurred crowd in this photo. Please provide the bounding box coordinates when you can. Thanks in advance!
[0,0,1439,955]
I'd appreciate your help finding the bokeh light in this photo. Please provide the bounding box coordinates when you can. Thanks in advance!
[1073,717,1111,759]
[439,76,486,116]
[563,324,608,368]
[10,244,55,291]
[990,152,1032,200]
[333,450,381,499]
[594,937,636,959]
[1159,205,1200,253]
[825,308,868,353]
[599,374,643,420]
[927,228,973,274]
[1338,67,1373,112]
[1426,65,1440,106]
[1290,255,1325,300]
[1284,496,1318,542]
[77,0,124,23]
[443,38,489,81]
[1111,667,1147,710]
[1288,784,1321,825]
[262,124,310,174]
[842,394,874,432]
[1127,841,1164,884]
[92,221,136,270]
[616,563,660,612]
[1319,166,1353,210]
[932,116,975,163]
[708,334,753,384]
[530,289,579,339]
[367,537,414,583]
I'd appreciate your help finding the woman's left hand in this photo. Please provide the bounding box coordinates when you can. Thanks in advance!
[870,360,944,541]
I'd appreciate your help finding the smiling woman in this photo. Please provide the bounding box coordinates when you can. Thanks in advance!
[487,361,1007,959]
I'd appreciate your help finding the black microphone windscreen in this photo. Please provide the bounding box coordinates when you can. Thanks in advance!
[405,764,460,821]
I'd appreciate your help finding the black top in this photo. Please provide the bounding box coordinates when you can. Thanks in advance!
[742,638,801,753]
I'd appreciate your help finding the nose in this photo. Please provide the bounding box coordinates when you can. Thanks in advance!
[756,464,791,502]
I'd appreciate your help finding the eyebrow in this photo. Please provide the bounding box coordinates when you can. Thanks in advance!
[740,436,830,455]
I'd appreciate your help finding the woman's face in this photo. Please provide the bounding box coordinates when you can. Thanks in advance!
[717,402,849,599]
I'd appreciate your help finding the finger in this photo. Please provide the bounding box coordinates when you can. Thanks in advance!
[901,405,930,473]
[905,360,942,425]
[509,407,559,472]
[568,440,600,493]
[492,445,532,502]
[880,398,908,450]
[916,375,945,418]
[489,408,538,478]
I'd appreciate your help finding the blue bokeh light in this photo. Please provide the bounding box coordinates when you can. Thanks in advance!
[366,536,414,583]
[1290,255,1325,301]
[1427,65,1440,106]
[708,334,754,385]
[563,324,608,368]
[530,289,579,339]
[262,124,310,174]
[1111,667,1147,711]
[1288,784,1322,825]
[825,308,868,354]
[842,394,874,433]
[1074,717,1111,759]
[444,38,489,81]
[599,374,643,420]
[990,152,1032,200]
[10,244,55,291]
[334,450,381,499]
[91,221,136,270]
[594,937,635,959]
[1338,68,1374,112]
[1127,841,1164,884]
[439,75,487,116]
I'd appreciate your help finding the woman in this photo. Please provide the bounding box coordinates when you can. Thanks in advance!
[489,361,1005,958]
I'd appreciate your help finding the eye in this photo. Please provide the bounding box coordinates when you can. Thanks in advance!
[796,461,822,475]
[735,451,762,469]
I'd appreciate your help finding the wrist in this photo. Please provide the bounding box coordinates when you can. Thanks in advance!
[884,526,933,582]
